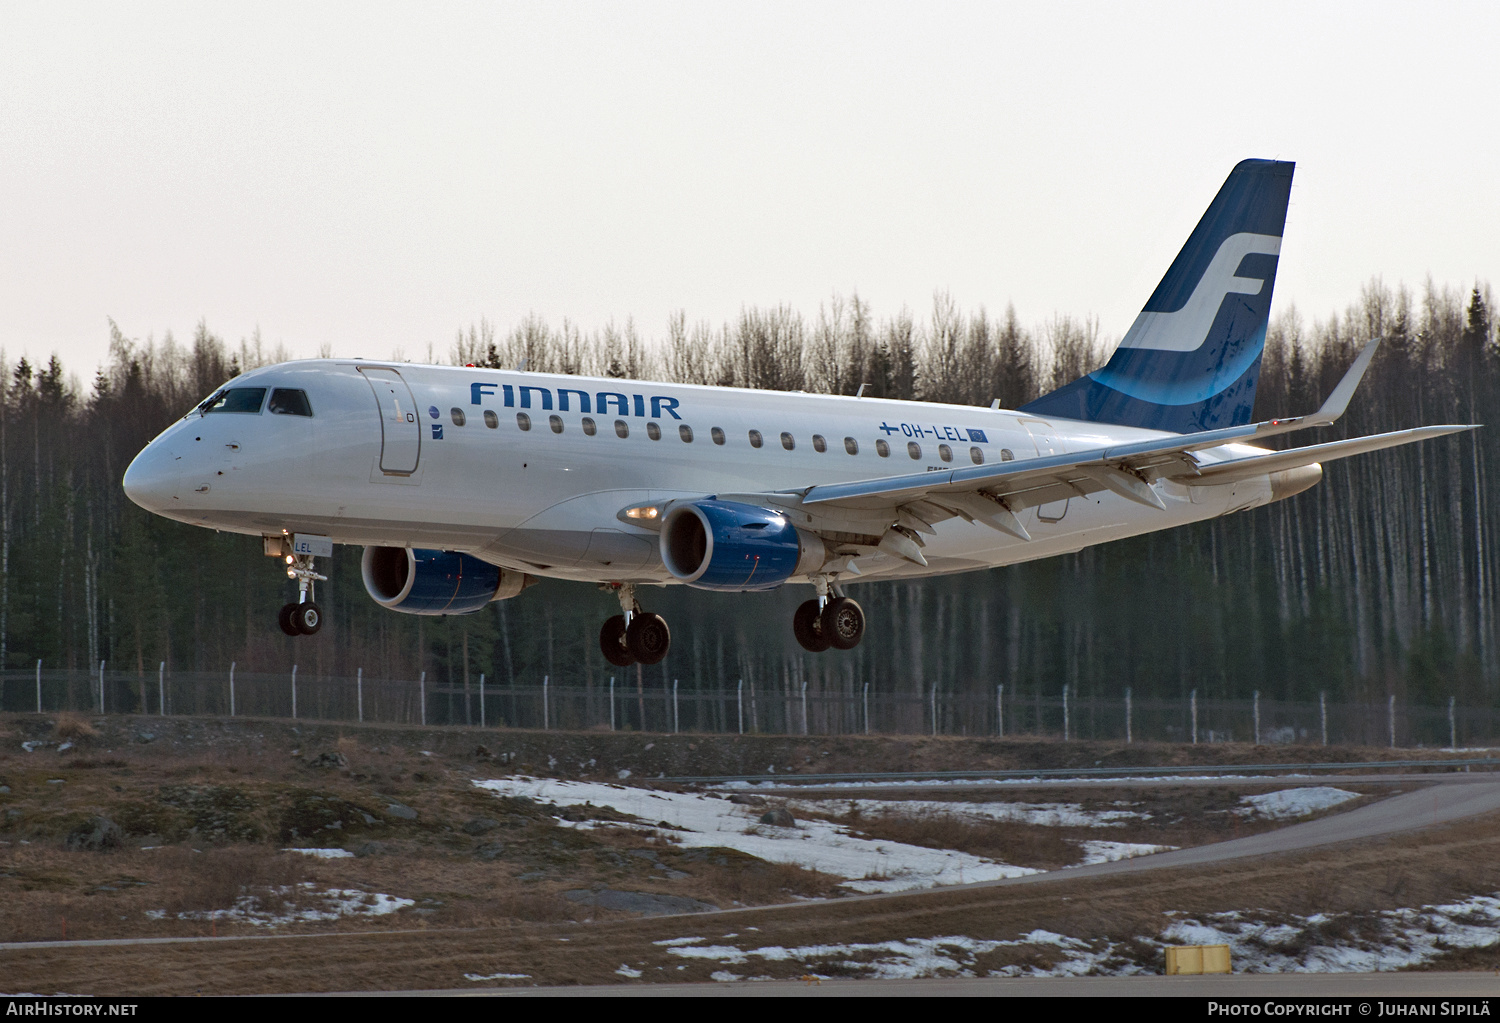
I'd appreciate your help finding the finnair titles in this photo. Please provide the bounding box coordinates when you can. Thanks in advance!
[123,160,1476,667]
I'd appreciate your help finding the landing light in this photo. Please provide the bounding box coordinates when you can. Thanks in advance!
[624,506,661,521]
[284,554,295,565]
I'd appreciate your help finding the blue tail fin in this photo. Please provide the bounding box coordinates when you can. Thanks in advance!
[1019,159,1294,433]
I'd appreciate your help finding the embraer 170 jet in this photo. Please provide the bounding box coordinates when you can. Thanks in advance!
[122,160,1474,667]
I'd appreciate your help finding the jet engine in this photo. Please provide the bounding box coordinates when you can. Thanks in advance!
[361,546,534,615]
[659,500,825,591]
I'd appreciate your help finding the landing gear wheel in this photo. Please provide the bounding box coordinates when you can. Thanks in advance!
[278,603,300,637]
[292,601,323,636]
[793,599,833,652]
[599,615,636,667]
[626,612,671,665]
[821,597,865,650]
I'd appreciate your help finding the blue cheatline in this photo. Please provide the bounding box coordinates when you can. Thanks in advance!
[1020,159,1295,434]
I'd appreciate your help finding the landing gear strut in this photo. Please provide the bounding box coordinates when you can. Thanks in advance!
[599,583,671,667]
[793,578,865,653]
[278,549,327,637]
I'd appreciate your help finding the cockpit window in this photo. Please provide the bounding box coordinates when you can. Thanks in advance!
[268,388,313,417]
[197,387,267,415]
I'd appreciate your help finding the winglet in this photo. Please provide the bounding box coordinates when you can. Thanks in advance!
[1309,337,1380,426]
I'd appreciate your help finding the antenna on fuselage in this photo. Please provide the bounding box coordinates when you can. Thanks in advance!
[855,383,867,398]
[516,358,528,372]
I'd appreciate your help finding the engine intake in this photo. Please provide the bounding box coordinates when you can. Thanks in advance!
[361,547,533,615]
[660,500,824,591]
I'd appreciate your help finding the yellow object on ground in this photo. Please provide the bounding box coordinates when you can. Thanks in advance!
[1165,944,1232,975]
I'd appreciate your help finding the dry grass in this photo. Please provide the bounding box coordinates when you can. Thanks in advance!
[52,712,100,741]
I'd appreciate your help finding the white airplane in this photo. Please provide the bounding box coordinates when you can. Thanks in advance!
[122,159,1474,667]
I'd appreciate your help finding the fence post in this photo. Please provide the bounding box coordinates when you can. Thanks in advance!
[1125,687,1132,744]
[292,665,298,720]
[673,679,680,734]
[418,670,425,726]
[737,679,743,735]
[1252,690,1259,744]
[800,680,808,735]
[997,683,1004,739]
[931,685,937,737]
[1062,686,1070,741]
[99,660,105,713]
[543,675,549,730]
[36,659,42,714]
[229,662,236,717]
[863,681,869,735]
[479,673,486,728]
[1190,689,1198,744]
[357,668,363,723]
[1449,695,1457,750]
[610,676,616,731]
[159,662,165,716]
[1388,693,1396,748]
[1320,691,1327,746]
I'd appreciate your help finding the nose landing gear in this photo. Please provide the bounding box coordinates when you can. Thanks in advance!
[599,583,671,667]
[278,550,327,636]
[793,578,865,653]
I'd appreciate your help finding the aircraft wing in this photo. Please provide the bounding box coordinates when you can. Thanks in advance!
[753,339,1476,564]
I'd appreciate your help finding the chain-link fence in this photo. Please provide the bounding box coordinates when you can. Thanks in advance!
[2,665,1494,747]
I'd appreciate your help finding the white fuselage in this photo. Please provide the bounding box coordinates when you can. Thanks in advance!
[122,360,1282,586]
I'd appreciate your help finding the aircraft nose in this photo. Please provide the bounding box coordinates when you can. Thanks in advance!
[122,441,182,512]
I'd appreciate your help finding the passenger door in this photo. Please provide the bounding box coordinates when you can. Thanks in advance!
[359,367,421,476]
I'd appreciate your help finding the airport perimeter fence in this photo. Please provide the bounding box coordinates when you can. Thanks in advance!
[1,664,1496,749]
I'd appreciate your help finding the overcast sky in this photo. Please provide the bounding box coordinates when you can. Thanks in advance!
[1,1,1496,382]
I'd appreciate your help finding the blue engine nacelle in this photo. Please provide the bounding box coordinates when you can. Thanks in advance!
[361,547,534,615]
[659,500,826,591]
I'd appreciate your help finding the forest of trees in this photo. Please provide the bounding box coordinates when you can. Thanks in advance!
[0,277,1494,714]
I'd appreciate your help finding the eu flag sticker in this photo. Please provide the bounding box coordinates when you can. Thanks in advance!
[967,428,988,443]
[431,424,444,439]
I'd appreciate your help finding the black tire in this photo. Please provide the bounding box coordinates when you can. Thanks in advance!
[822,596,865,650]
[278,603,300,637]
[293,601,323,636]
[793,599,832,652]
[599,615,635,667]
[626,612,671,665]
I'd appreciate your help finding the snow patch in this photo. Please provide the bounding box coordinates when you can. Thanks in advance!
[474,776,1039,892]
[283,847,354,859]
[464,972,530,981]
[1236,787,1360,820]
[1075,840,1177,865]
[786,797,1146,828]
[615,964,643,978]
[146,885,413,926]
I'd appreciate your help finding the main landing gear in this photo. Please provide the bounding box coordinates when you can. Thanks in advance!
[598,583,671,667]
[793,578,865,653]
[278,549,327,637]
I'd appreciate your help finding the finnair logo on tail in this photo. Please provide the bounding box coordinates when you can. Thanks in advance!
[1119,233,1282,353]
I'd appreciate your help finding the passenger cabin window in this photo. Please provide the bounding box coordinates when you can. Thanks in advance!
[198,387,267,415]
[711,427,726,445]
[615,420,629,438]
[876,439,890,457]
[516,412,532,431]
[780,432,794,450]
[679,425,693,442]
[549,415,563,433]
[483,410,499,429]
[450,408,466,426]
[647,422,662,440]
[1000,448,1015,461]
[748,430,763,448]
[582,417,597,436]
[938,443,952,462]
[812,434,827,453]
[844,437,858,455]
[268,389,312,417]
[970,446,985,464]
[908,441,921,459]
